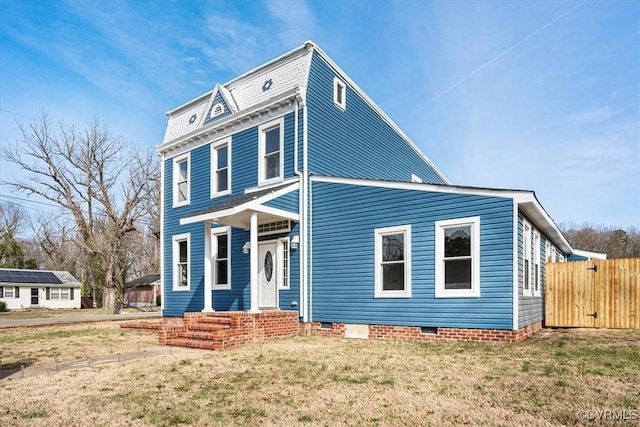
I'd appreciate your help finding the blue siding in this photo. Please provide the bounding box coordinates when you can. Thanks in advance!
[204,91,232,123]
[310,181,514,329]
[306,52,446,184]
[517,214,546,328]
[162,111,299,316]
[264,190,299,213]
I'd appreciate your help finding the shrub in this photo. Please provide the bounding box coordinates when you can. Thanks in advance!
[156,295,161,307]
[0,301,7,312]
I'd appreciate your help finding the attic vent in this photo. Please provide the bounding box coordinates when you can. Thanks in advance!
[258,220,290,236]
[188,114,197,125]
[262,79,273,92]
[212,103,224,117]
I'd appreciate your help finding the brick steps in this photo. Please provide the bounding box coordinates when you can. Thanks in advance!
[165,338,222,350]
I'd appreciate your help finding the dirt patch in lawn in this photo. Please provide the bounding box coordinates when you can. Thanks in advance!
[0,327,638,426]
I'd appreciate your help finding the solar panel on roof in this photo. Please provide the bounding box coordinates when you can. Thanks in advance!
[0,270,63,284]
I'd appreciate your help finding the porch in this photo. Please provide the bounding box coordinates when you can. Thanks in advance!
[122,311,299,350]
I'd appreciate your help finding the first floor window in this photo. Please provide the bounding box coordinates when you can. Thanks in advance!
[3,286,14,298]
[374,225,412,298]
[523,220,532,296]
[50,288,71,300]
[534,232,541,296]
[173,234,190,290]
[212,227,231,290]
[435,217,480,298]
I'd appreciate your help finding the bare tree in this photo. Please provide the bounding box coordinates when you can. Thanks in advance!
[0,202,36,268]
[560,222,640,259]
[1,112,158,307]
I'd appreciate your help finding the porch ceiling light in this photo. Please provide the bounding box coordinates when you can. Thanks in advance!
[243,242,251,254]
[291,235,300,250]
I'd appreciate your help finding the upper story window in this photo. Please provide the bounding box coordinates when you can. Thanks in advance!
[211,138,231,198]
[523,220,532,296]
[374,225,412,298]
[173,154,190,207]
[212,227,231,290]
[333,77,346,110]
[435,217,480,298]
[173,233,190,291]
[258,118,284,185]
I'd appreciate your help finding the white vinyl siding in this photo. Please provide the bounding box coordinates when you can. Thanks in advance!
[435,217,480,298]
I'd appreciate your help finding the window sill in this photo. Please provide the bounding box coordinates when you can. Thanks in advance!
[172,201,190,208]
[212,285,231,291]
[172,287,190,292]
[210,190,231,199]
[374,291,412,299]
[435,290,480,298]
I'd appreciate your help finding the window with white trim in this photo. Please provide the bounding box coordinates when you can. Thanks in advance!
[3,286,14,298]
[212,227,231,290]
[435,217,480,298]
[278,238,289,290]
[173,233,190,291]
[374,225,412,298]
[258,119,283,185]
[173,154,190,207]
[51,287,71,300]
[211,138,231,198]
[523,220,532,296]
[333,77,346,110]
[533,231,541,297]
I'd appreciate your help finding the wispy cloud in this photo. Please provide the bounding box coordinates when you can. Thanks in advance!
[562,107,620,126]
[264,0,318,45]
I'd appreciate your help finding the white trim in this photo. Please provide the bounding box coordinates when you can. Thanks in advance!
[434,216,480,298]
[411,174,423,183]
[374,225,412,298]
[572,249,607,260]
[512,204,519,330]
[277,237,290,290]
[211,226,231,290]
[533,231,541,297]
[244,176,298,194]
[180,182,299,225]
[258,117,285,186]
[523,219,532,297]
[172,153,190,207]
[160,153,165,314]
[333,77,346,110]
[172,233,190,291]
[210,137,232,199]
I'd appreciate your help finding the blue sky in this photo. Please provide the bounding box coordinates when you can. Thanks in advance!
[1,0,638,229]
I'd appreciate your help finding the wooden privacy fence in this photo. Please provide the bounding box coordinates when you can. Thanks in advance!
[545,258,640,329]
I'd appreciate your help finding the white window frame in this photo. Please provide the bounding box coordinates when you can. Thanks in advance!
[533,231,541,297]
[172,233,190,291]
[277,237,290,290]
[258,118,284,186]
[212,226,231,290]
[435,216,481,298]
[374,225,412,298]
[4,286,14,298]
[333,77,346,110]
[210,138,231,198]
[172,153,190,207]
[523,220,532,297]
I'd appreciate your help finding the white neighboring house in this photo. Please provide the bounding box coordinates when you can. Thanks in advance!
[0,269,82,310]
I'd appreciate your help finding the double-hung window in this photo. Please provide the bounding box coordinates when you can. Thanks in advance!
[173,233,190,291]
[3,286,14,298]
[258,119,283,185]
[523,220,532,296]
[173,154,190,207]
[212,227,231,290]
[374,225,412,298]
[211,138,231,197]
[435,217,480,298]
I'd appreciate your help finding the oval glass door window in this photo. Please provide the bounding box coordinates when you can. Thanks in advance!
[264,251,273,281]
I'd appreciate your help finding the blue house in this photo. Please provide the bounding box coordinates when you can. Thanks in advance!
[157,41,574,343]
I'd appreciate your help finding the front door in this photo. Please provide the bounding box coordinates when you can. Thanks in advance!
[258,242,278,308]
[31,288,39,305]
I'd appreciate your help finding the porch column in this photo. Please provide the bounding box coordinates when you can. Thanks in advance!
[249,211,260,313]
[202,221,214,312]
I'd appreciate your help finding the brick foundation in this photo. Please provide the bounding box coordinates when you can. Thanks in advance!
[304,321,542,343]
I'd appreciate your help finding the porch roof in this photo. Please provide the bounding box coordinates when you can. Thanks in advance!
[180,182,299,229]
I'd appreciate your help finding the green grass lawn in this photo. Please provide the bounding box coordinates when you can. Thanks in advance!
[1,326,638,426]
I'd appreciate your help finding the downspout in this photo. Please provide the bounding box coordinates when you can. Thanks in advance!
[293,95,308,322]
[160,152,165,316]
